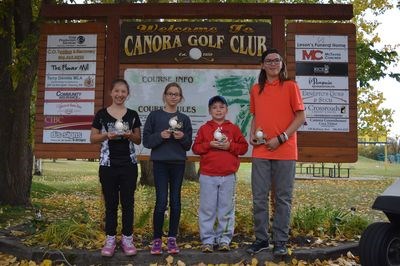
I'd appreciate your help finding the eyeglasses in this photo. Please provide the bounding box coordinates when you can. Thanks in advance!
[165,92,181,97]
[264,58,282,65]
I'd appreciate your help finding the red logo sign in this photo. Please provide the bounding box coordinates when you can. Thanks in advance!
[302,50,323,60]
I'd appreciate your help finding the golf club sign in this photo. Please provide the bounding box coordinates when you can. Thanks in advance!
[120,22,271,64]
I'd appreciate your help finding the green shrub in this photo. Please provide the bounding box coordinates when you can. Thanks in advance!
[292,205,369,239]
[292,206,329,236]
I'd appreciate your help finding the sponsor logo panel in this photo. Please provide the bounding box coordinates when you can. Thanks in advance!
[47,35,97,48]
[43,130,91,143]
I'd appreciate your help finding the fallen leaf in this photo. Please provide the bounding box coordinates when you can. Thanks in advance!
[177,260,186,266]
[166,255,174,265]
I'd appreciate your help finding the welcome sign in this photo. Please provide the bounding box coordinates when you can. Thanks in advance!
[120,22,271,64]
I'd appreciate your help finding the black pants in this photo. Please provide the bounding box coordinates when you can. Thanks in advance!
[99,163,138,236]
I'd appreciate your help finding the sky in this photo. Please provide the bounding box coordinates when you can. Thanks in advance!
[372,1,400,137]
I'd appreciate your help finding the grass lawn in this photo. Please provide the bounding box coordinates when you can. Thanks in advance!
[1,156,398,250]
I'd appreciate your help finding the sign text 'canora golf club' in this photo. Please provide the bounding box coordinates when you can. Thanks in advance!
[120,22,272,64]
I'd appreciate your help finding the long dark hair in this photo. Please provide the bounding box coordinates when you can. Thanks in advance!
[258,48,289,94]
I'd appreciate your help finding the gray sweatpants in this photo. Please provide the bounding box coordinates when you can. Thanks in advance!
[198,174,236,245]
[251,158,295,243]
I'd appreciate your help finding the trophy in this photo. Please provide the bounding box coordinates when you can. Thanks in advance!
[168,116,181,132]
[255,128,266,144]
[114,119,126,135]
[213,127,227,142]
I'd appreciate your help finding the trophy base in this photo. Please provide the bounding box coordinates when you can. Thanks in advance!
[116,130,126,135]
[255,139,266,144]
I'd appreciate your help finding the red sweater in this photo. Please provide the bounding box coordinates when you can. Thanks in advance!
[192,120,248,176]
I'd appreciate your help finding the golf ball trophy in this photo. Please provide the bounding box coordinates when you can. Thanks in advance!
[213,127,227,142]
[255,128,266,144]
[114,120,126,135]
[168,116,181,132]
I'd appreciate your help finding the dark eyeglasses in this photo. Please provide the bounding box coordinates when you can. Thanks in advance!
[264,58,282,65]
[165,92,181,97]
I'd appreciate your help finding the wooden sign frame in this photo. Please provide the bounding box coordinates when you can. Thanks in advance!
[35,3,356,162]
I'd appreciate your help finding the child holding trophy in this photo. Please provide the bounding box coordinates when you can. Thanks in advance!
[246,48,305,256]
[192,95,248,252]
[90,78,142,257]
[143,82,193,255]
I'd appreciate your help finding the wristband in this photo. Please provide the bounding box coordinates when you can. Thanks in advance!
[277,134,283,144]
[283,132,288,141]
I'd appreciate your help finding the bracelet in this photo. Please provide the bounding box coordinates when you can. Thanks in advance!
[282,131,288,141]
[277,134,283,144]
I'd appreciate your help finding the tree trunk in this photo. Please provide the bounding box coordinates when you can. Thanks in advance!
[0,0,38,206]
[139,160,198,186]
[184,161,198,181]
[33,157,42,176]
[139,160,154,186]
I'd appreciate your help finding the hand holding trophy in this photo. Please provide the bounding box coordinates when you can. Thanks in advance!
[168,116,182,132]
[114,120,126,135]
[169,117,178,131]
[213,127,227,142]
[254,128,266,144]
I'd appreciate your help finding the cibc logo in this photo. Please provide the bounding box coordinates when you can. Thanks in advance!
[302,50,323,60]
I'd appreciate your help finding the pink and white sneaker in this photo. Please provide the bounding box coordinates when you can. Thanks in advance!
[121,234,137,256]
[101,235,116,257]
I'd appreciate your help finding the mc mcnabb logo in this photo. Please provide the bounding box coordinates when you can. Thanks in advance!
[302,50,323,61]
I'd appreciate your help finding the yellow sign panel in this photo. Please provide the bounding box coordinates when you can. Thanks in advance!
[358,135,387,143]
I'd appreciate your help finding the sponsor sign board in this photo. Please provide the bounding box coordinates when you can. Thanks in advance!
[45,62,96,75]
[45,74,96,88]
[295,34,350,132]
[44,115,94,130]
[46,48,97,61]
[44,102,94,116]
[47,34,97,48]
[43,130,91,143]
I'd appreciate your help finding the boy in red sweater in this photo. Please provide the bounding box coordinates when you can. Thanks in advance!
[192,95,248,252]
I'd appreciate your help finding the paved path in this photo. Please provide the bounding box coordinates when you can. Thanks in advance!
[0,232,358,265]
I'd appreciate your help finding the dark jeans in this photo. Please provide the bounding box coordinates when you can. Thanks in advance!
[152,161,185,239]
[99,163,138,236]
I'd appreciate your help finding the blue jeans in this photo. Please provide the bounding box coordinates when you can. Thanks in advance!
[152,161,185,239]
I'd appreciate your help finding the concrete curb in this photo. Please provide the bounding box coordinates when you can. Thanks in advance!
[0,234,358,265]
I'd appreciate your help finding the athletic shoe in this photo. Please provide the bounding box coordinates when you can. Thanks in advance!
[101,235,116,257]
[167,237,180,254]
[273,241,288,256]
[151,238,163,255]
[201,244,214,253]
[218,242,230,251]
[121,234,137,256]
[246,239,270,254]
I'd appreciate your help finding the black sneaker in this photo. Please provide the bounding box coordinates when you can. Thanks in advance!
[246,239,269,254]
[273,241,288,256]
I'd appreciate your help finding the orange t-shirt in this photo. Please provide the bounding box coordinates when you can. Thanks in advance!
[250,79,304,160]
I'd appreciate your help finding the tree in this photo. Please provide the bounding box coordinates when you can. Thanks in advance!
[356,41,399,137]
[357,84,394,137]
[352,0,400,137]
[0,0,44,206]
